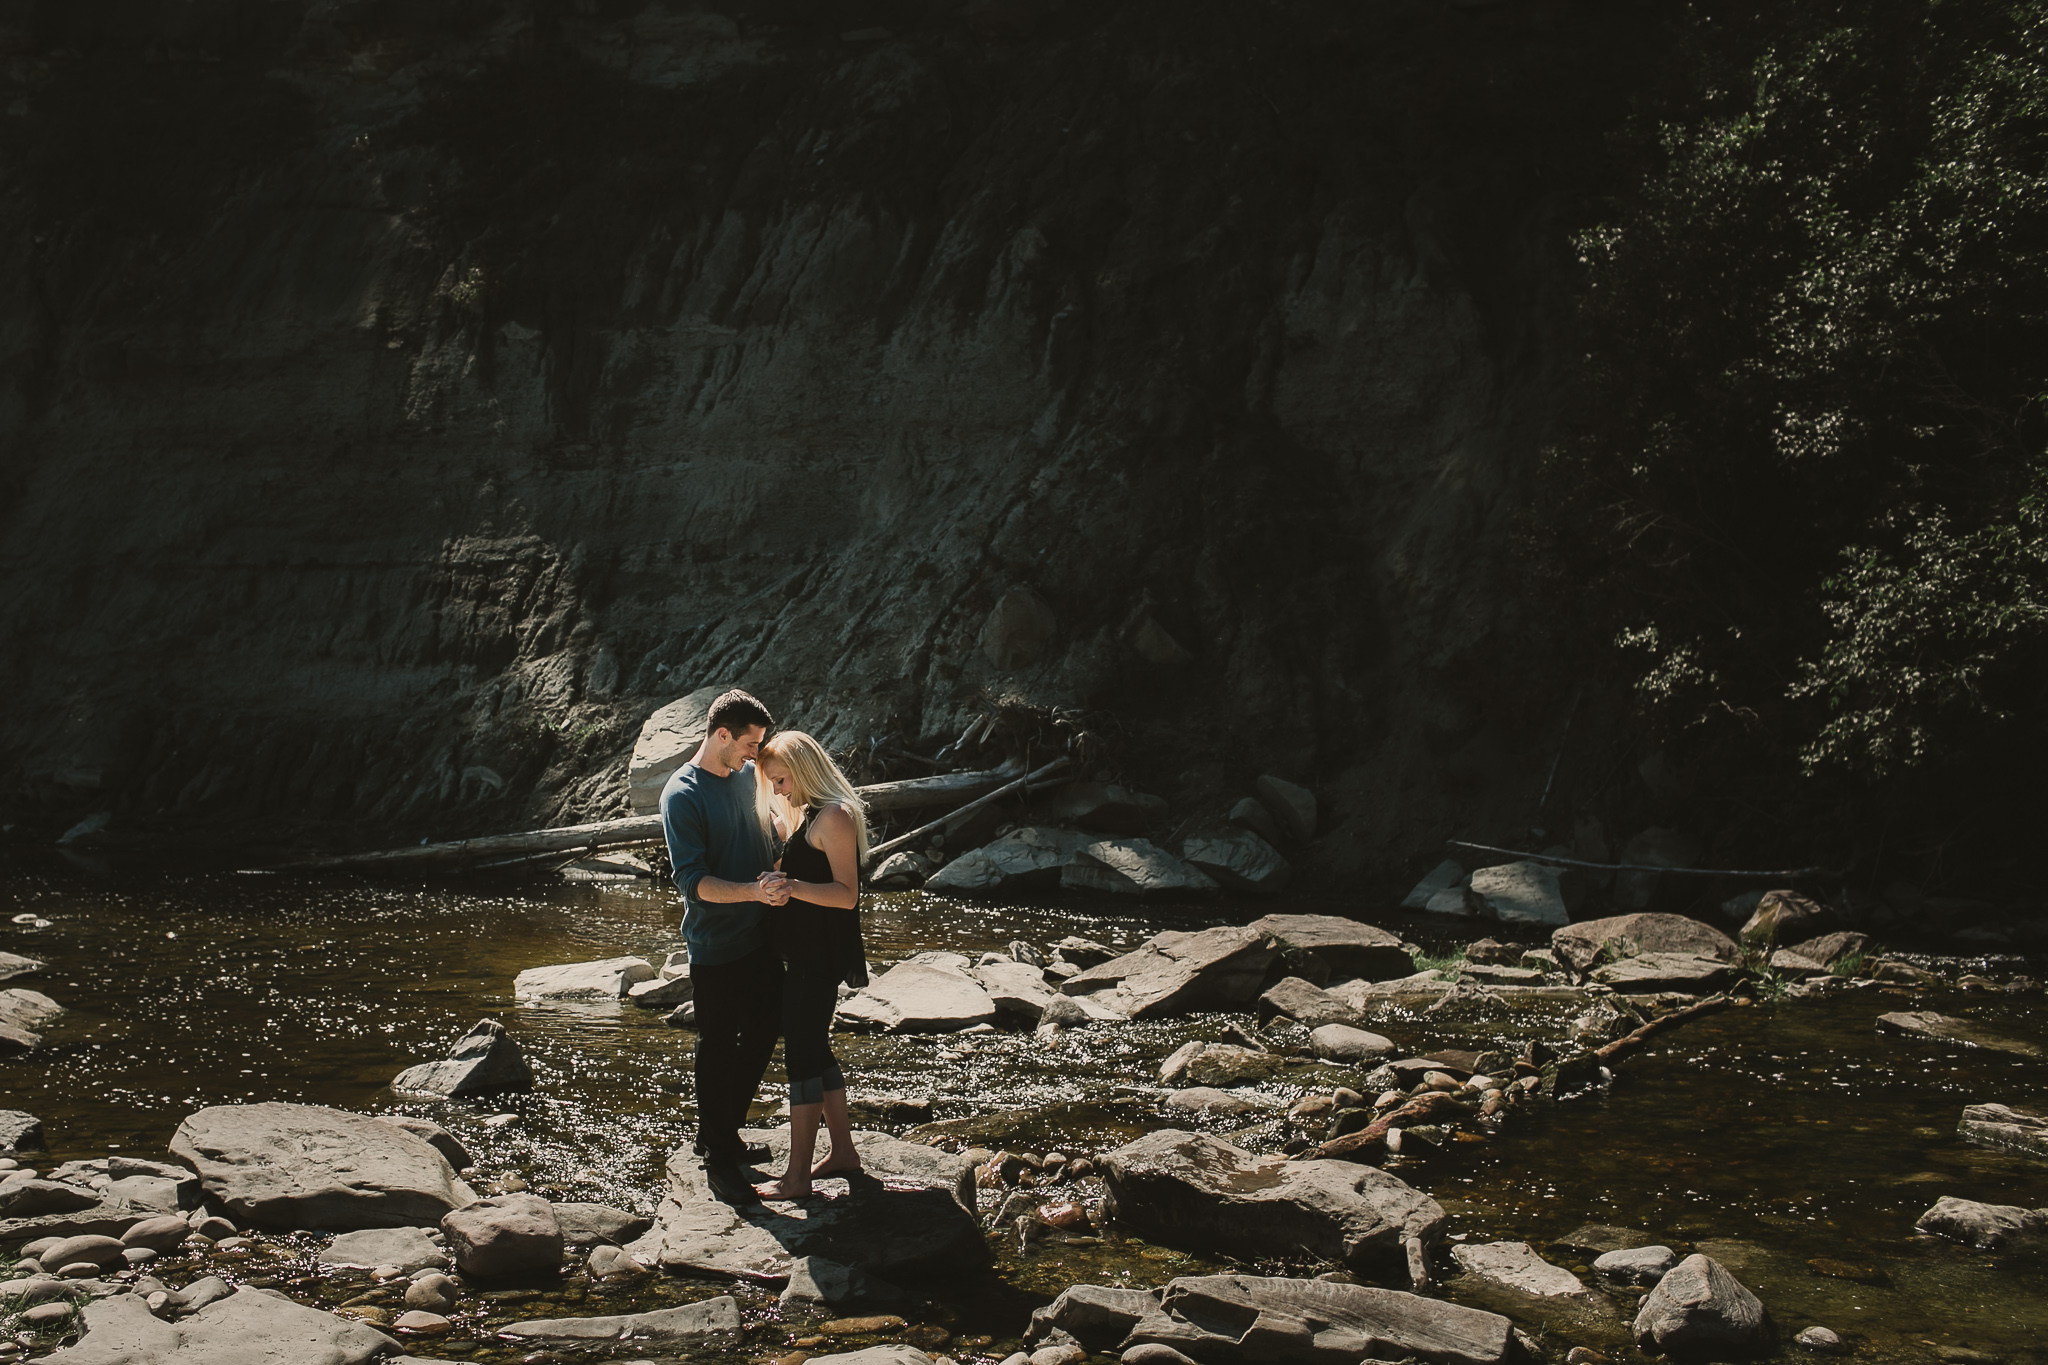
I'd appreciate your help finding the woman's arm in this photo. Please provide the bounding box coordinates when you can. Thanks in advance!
[786,805,859,909]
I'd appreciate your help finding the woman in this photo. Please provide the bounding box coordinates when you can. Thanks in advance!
[752,730,870,1199]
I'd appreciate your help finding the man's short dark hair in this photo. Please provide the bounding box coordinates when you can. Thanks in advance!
[706,688,773,739]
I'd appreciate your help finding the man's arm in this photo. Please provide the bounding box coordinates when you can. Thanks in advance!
[698,872,788,904]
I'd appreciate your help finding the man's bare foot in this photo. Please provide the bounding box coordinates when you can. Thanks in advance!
[753,1174,813,1200]
[811,1153,863,1179]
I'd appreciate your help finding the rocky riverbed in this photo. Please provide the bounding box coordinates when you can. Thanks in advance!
[1,863,2043,1365]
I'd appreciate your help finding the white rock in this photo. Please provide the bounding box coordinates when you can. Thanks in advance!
[1452,1241,1588,1296]
[1466,862,1569,926]
[626,686,728,815]
[837,960,997,1033]
[514,957,657,1001]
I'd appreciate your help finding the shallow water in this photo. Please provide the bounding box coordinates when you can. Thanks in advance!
[2,861,2044,1364]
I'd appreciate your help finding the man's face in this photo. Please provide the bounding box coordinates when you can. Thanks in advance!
[716,724,767,771]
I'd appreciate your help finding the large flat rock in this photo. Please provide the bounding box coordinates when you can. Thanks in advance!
[1552,914,1736,975]
[624,1128,986,1282]
[513,957,656,1002]
[169,1103,478,1231]
[836,958,997,1033]
[1452,1241,1589,1297]
[1102,1130,1443,1283]
[1139,1275,1514,1365]
[1062,926,1279,1019]
[499,1295,740,1343]
[26,1287,398,1364]
[1958,1103,2048,1160]
[1876,1012,2042,1058]
[0,952,45,982]
[1246,915,1414,981]
[1590,952,1733,992]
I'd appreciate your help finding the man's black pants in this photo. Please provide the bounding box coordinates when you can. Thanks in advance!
[690,944,783,1156]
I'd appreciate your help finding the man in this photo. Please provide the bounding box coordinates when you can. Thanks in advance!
[658,688,787,1167]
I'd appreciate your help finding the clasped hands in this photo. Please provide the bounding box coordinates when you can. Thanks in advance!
[754,870,793,905]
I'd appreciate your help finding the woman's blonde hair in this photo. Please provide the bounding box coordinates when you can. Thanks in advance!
[758,731,870,863]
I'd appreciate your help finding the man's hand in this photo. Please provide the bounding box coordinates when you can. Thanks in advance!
[756,871,792,906]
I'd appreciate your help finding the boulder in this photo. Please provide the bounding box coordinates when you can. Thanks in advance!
[627,972,696,1008]
[39,1235,126,1270]
[1551,913,1738,976]
[318,1225,446,1272]
[1590,953,1734,992]
[25,1286,397,1364]
[1781,931,1871,970]
[1424,884,1478,917]
[1052,936,1117,968]
[1253,775,1317,841]
[837,959,998,1033]
[1182,827,1291,894]
[1102,1130,1444,1283]
[1452,1241,1588,1297]
[1633,1254,1773,1357]
[1740,890,1837,947]
[120,1216,197,1253]
[1061,927,1279,1019]
[1876,1012,2042,1058]
[1596,1245,1678,1285]
[1957,1103,2048,1160]
[1157,1042,1284,1088]
[1,1109,43,1155]
[0,1179,100,1218]
[1257,977,1366,1029]
[0,951,44,980]
[499,1294,741,1344]
[169,1102,478,1230]
[626,684,727,815]
[869,851,927,888]
[1126,1275,1516,1365]
[1613,828,1701,910]
[0,1206,151,1247]
[1400,861,1467,912]
[1245,915,1414,981]
[1467,862,1570,927]
[625,1127,986,1281]
[1914,1195,2048,1250]
[1031,1283,1167,1350]
[1228,797,1287,848]
[373,1117,471,1171]
[513,957,657,1001]
[971,960,1059,1021]
[1309,1024,1397,1064]
[981,587,1058,669]
[391,1018,533,1096]
[1062,838,1219,896]
[441,1192,563,1278]
[927,827,1093,894]
[553,1201,654,1246]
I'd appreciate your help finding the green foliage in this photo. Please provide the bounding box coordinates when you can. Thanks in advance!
[1411,945,1467,982]
[1543,0,2048,786]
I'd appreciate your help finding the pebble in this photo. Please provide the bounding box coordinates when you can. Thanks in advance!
[1796,1327,1846,1354]
[394,1310,452,1335]
[1036,1201,1088,1229]
[1290,1095,1334,1119]
[404,1273,457,1312]
[1421,1070,1460,1091]
[120,1248,156,1264]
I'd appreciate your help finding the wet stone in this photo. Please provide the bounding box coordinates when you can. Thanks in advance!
[1796,1326,1847,1353]
[1595,1245,1677,1285]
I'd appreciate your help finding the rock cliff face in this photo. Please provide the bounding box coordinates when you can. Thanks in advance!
[0,1,1659,880]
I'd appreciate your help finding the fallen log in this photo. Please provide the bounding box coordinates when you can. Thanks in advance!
[1595,992,1733,1064]
[863,756,1071,865]
[274,764,1032,874]
[1301,1091,1474,1162]
[1446,840,1836,881]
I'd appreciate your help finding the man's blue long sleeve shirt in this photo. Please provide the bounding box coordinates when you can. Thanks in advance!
[659,760,777,966]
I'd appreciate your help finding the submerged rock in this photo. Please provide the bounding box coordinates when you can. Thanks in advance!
[1157,1041,1283,1088]
[1452,1241,1589,1297]
[169,1103,477,1231]
[1914,1195,2048,1250]
[390,1017,533,1096]
[1957,1103,2048,1160]
[1163,1087,1272,1117]
[1101,1129,1444,1284]
[1551,913,1736,975]
[500,1294,740,1344]
[1595,1244,1678,1285]
[29,1286,397,1363]
[1876,1012,2042,1058]
[1061,927,1279,1019]
[1633,1254,1773,1357]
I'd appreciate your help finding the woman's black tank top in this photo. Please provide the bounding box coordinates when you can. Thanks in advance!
[774,806,869,987]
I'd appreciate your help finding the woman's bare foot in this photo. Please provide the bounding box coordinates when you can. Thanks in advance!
[753,1174,813,1200]
[811,1153,863,1179]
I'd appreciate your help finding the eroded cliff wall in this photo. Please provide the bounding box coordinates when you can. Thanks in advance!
[0,0,1659,881]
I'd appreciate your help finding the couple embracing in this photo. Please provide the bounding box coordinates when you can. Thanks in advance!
[656,688,872,1201]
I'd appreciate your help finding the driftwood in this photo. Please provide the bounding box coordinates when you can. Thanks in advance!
[276,764,1034,874]
[863,756,1071,865]
[1595,992,1733,1064]
[1302,1091,1473,1161]
[1446,840,1833,881]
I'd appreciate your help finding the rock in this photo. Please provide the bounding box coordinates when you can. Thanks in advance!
[1768,949,1831,976]
[442,1193,563,1278]
[1228,797,1287,848]
[1124,1346,1199,1365]
[1246,914,1415,981]
[627,972,696,1008]
[626,684,727,815]
[1424,884,1479,917]
[1052,936,1117,968]
[404,1272,458,1311]
[0,1179,101,1218]
[814,1350,943,1365]
[1551,913,1738,975]
[1595,1245,1677,1285]
[981,587,1057,668]
[1876,1012,2041,1058]
[624,1128,986,1280]
[394,1308,451,1334]
[1101,1130,1444,1282]
[0,1108,43,1155]
[1463,939,1519,965]
[1590,952,1733,991]
[1253,775,1317,841]
[1452,1241,1588,1297]
[1157,1041,1283,1088]
[779,1254,910,1309]
[1796,1326,1847,1354]
[971,960,1059,1021]
[1309,1024,1396,1064]
[25,1286,398,1364]
[169,1103,476,1230]
[391,1018,534,1096]
[869,851,928,887]
[39,1235,125,1270]
[513,957,657,1001]
[1400,861,1468,912]
[1182,827,1291,893]
[1613,828,1701,909]
[0,951,45,980]
[120,1216,195,1253]
[1258,977,1366,1028]
[927,826,1094,894]
[1467,862,1570,927]
[1632,1254,1774,1357]
[837,958,998,1033]
[1460,963,1544,984]
[1061,927,1279,1019]
[500,1295,741,1343]
[1061,838,1219,896]
[1958,1103,2048,1159]
[23,1300,73,1326]
[373,1116,472,1170]
[0,988,62,1053]
[1030,1283,1164,1349]
[1553,1224,1657,1257]
[552,1201,653,1246]
[1130,1274,1516,1365]
[1036,781,1167,834]
[168,1275,233,1314]
[1163,1088,1270,1116]
[1914,1195,2048,1249]
[319,1225,446,1272]
[1782,931,1871,969]
[585,1244,649,1279]
[1741,890,1837,947]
